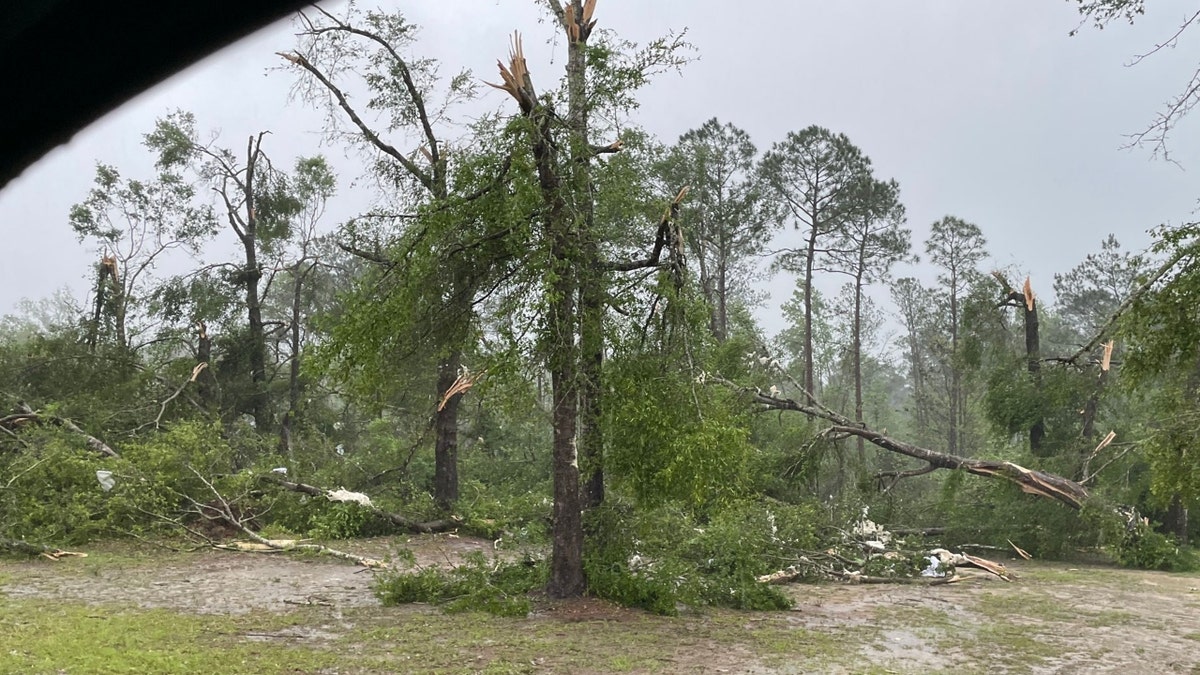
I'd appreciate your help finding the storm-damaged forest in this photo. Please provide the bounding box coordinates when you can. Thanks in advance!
[3,1,1200,672]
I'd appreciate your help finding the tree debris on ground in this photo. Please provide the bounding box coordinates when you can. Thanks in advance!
[0,537,87,561]
[260,474,460,534]
[176,468,389,569]
[756,509,1016,587]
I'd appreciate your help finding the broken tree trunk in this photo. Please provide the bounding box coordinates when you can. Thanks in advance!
[995,274,1046,456]
[711,375,1089,509]
[260,474,460,534]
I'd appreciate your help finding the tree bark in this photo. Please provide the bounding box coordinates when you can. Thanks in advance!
[1025,291,1046,456]
[996,276,1047,456]
[803,221,820,402]
[712,375,1090,510]
[279,261,312,461]
[434,354,461,510]
[852,267,866,463]
[949,266,960,456]
[236,133,271,434]
[1166,494,1189,546]
[195,322,215,410]
[715,248,729,342]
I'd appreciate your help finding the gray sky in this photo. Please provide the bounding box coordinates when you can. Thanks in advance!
[2,0,1198,340]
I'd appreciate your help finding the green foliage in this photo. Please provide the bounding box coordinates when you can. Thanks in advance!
[456,482,551,546]
[931,460,1106,559]
[306,502,387,540]
[604,352,755,508]
[0,422,236,545]
[375,551,544,617]
[582,499,820,615]
[1115,521,1197,572]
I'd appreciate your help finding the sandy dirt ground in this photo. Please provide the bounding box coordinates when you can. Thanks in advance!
[3,535,1199,673]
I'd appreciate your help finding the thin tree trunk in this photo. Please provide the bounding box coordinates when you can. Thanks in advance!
[196,322,215,410]
[715,247,729,342]
[87,258,107,352]
[114,283,127,352]
[242,136,270,434]
[1166,494,1189,546]
[949,268,960,456]
[434,353,461,510]
[695,243,718,339]
[243,236,269,431]
[1024,288,1046,456]
[279,262,310,462]
[853,265,865,463]
[804,223,819,402]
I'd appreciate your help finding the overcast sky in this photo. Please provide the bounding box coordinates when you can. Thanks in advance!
[2,1,1198,339]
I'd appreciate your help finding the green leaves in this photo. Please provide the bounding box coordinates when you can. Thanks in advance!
[604,353,754,508]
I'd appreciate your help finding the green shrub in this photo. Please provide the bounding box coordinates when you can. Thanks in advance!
[375,551,544,617]
[0,421,238,546]
[582,498,819,615]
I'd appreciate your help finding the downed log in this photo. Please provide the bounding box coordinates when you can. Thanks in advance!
[260,474,460,534]
[1,537,87,560]
[711,375,1089,509]
[1,403,119,458]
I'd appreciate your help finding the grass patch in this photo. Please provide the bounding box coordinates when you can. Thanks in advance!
[0,596,873,674]
[0,601,341,674]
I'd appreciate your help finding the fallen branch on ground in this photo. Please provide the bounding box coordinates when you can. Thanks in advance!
[0,537,87,560]
[182,468,388,569]
[260,474,460,534]
[1,403,119,458]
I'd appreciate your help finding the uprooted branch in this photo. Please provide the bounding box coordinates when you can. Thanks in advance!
[709,374,1090,509]
[181,468,387,569]
[260,474,460,534]
[1,403,119,458]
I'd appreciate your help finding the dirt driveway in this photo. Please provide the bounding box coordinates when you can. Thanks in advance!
[2,535,1199,673]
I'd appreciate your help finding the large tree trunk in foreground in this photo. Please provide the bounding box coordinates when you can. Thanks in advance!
[713,376,1089,510]
[490,23,586,597]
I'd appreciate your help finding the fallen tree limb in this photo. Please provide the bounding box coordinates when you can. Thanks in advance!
[2,403,119,458]
[182,468,387,569]
[710,374,1089,509]
[260,474,460,534]
[0,537,87,560]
